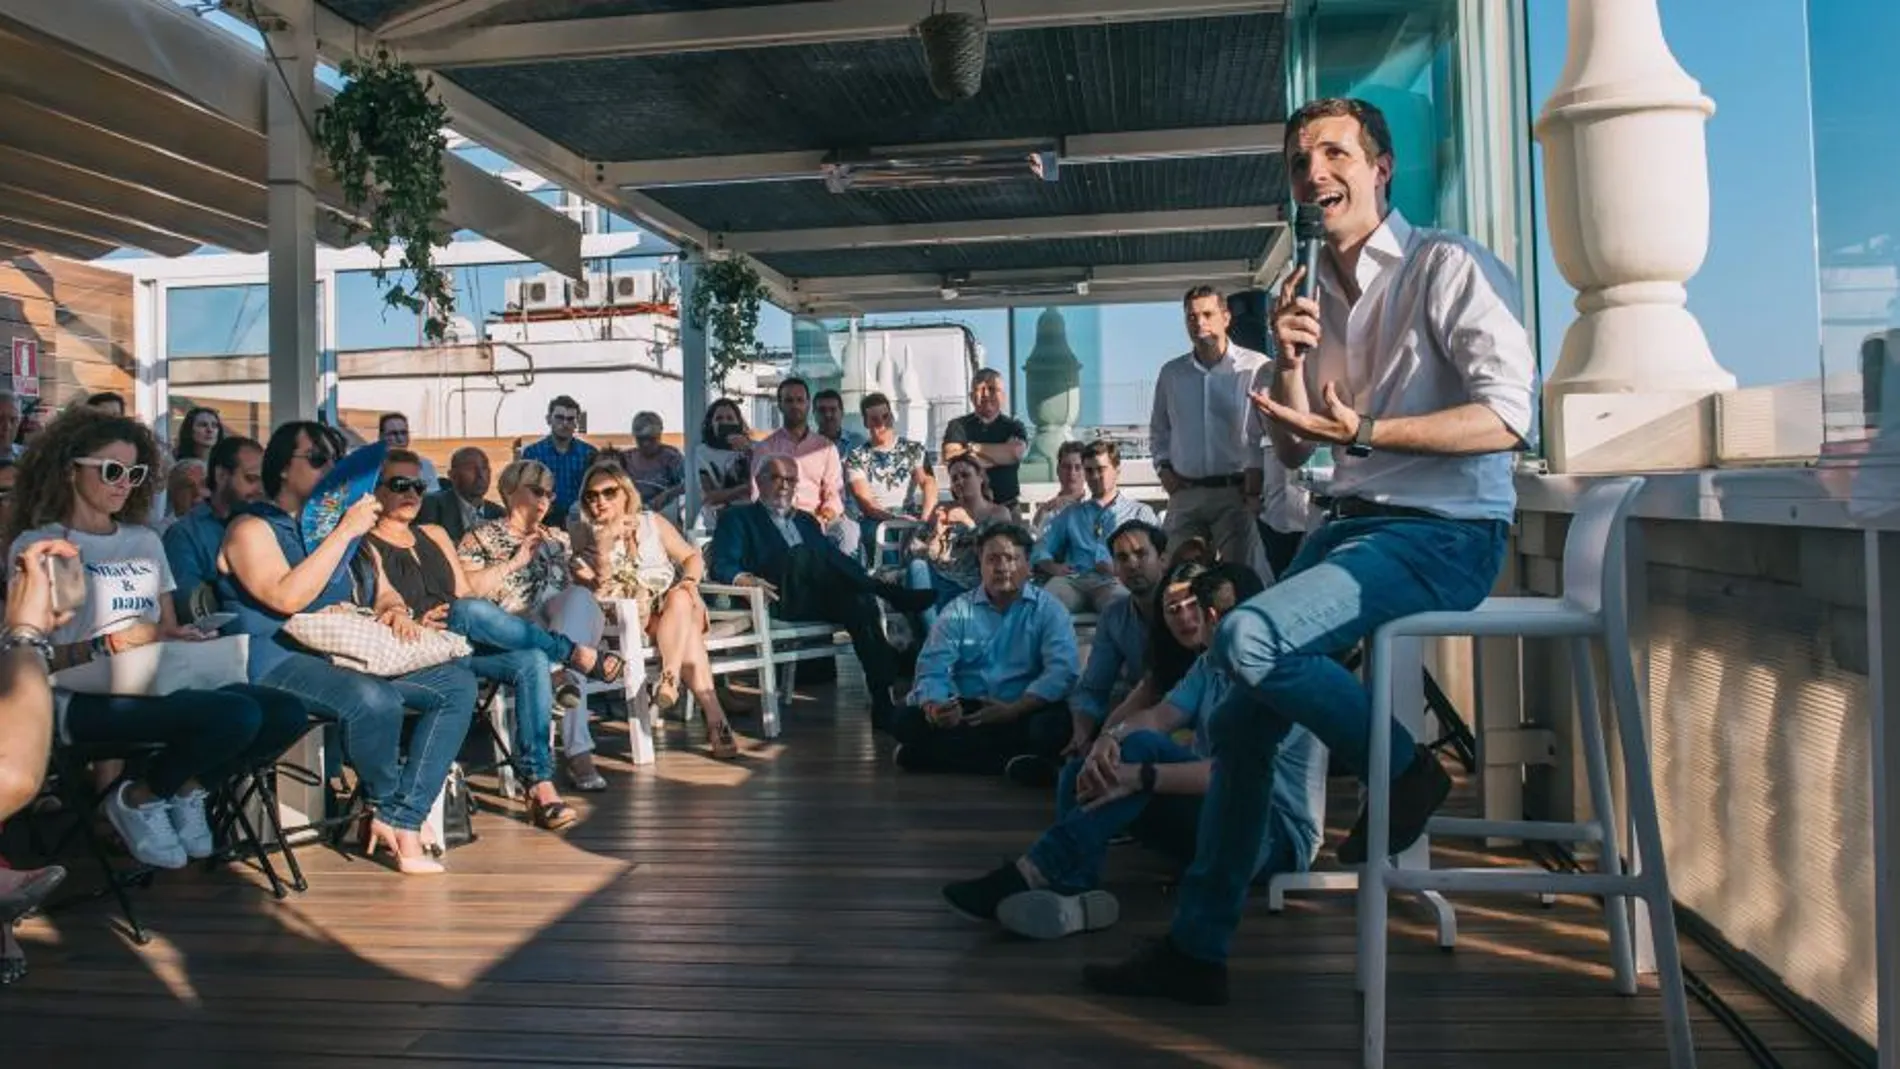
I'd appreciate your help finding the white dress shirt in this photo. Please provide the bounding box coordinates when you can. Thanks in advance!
[1308,210,1536,523]
[1149,342,1271,480]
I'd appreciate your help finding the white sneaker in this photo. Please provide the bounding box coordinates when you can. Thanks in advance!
[167,789,216,860]
[996,888,1121,940]
[105,782,188,870]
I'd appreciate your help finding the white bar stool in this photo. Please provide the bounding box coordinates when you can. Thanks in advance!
[1358,476,1693,1069]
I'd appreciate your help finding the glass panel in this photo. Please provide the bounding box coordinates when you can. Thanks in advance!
[165,283,269,358]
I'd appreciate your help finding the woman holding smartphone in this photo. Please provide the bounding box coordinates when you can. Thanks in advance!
[4,409,309,871]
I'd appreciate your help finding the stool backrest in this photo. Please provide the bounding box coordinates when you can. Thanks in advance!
[1560,476,1647,618]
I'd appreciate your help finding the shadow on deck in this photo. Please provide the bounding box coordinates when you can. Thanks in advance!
[0,667,1861,1069]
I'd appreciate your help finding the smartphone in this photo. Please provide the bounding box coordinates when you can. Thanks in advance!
[44,551,87,615]
[195,611,238,632]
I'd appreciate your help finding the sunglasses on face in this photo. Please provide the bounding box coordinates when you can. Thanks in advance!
[293,447,334,469]
[73,457,149,487]
[520,485,552,499]
[380,476,429,496]
[581,485,623,505]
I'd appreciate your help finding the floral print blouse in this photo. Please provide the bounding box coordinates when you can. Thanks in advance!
[458,520,572,617]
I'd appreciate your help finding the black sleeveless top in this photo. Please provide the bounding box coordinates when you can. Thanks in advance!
[364,531,457,615]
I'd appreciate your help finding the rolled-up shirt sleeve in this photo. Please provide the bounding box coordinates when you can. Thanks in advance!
[1432,243,1537,446]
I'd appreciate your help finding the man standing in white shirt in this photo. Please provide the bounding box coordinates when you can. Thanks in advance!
[1086,96,1536,1006]
[1149,288,1270,577]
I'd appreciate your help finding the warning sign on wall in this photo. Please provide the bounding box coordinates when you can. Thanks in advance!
[10,338,38,398]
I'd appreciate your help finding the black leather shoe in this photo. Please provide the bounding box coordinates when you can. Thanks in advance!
[1338,744,1453,865]
[942,861,1029,923]
[1082,937,1229,1006]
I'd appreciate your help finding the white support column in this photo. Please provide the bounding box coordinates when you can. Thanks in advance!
[1534,0,1735,473]
[132,278,168,441]
[318,272,339,425]
[1867,528,1900,1069]
[265,0,320,428]
[678,257,707,532]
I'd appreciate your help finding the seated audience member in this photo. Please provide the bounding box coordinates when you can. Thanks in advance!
[618,412,685,525]
[0,459,16,529]
[417,447,502,545]
[753,377,859,557]
[158,458,209,531]
[890,523,1079,780]
[174,406,224,464]
[457,459,611,788]
[904,454,1011,619]
[813,388,866,462]
[1032,441,1157,614]
[219,421,478,874]
[520,395,597,524]
[85,392,126,417]
[9,410,308,871]
[843,392,936,563]
[568,461,738,760]
[377,412,440,487]
[360,450,621,828]
[1029,441,1087,531]
[695,399,754,531]
[710,455,933,728]
[1065,520,1169,754]
[163,434,264,620]
[941,563,1325,938]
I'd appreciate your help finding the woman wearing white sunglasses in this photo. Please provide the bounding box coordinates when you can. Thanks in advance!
[2,409,309,871]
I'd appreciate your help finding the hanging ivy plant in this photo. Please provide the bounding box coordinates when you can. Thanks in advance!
[315,50,455,342]
[688,257,771,390]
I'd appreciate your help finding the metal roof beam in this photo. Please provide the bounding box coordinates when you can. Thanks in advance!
[398,0,1283,69]
[375,0,516,40]
[722,207,1282,254]
[0,184,200,258]
[789,259,1258,299]
[803,281,1228,316]
[598,124,1286,189]
[1,149,269,255]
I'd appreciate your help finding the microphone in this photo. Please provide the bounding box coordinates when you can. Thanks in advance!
[1293,201,1324,303]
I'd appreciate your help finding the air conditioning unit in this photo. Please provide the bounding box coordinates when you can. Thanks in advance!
[611,272,657,305]
[515,272,565,312]
[570,272,610,308]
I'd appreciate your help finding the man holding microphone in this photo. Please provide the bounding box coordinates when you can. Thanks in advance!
[1085,96,1538,1005]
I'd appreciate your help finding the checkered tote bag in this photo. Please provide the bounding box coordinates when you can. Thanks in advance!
[282,608,472,677]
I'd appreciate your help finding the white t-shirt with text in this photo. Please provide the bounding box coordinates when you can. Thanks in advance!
[11,522,176,647]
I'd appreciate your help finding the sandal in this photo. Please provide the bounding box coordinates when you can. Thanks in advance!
[1,925,25,986]
[529,795,578,831]
[650,670,681,711]
[576,648,624,685]
[710,722,741,761]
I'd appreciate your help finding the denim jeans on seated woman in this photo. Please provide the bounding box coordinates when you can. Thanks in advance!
[257,653,477,831]
[462,648,555,785]
[448,597,575,667]
[64,684,312,798]
[904,559,972,631]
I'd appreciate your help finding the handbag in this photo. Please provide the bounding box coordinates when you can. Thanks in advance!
[50,634,250,696]
[428,762,478,852]
[282,608,472,677]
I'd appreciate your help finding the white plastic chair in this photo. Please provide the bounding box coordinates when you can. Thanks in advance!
[1358,476,1693,1069]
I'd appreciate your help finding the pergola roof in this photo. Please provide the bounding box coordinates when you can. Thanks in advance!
[299,0,1291,314]
[0,0,581,273]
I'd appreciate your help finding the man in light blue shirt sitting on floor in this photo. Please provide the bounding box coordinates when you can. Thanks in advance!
[1032,440,1158,615]
[892,523,1079,780]
[1064,518,1170,756]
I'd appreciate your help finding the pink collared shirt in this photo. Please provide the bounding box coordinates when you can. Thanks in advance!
[752,426,843,516]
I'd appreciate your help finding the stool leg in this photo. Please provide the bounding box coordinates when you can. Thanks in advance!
[1571,636,1636,995]
[1605,629,1696,1068]
[1359,631,1403,1069]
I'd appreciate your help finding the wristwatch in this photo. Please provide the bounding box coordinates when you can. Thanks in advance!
[1,625,54,671]
[1346,415,1376,458]
[1139,761,1158,794]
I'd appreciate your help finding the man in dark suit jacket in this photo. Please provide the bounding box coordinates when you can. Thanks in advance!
[415,447,503,545]
[711,456,933,727]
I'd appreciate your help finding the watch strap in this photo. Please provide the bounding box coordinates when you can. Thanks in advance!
[1139,761,1158,794]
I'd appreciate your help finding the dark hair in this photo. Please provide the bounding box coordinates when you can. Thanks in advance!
[976,521,1034,557]
[6,409,160,547]
[1193,562,1265,609]
[86,391,126,411]
[945,453,991,501]
[1182,284,1226,307]
[1056,440,1085,462]
[776,377,810,402]
[1284,96,1394,164]
[383,448,423,468]
[700,398,749,450]
[176,405,224,460]
[1108,518,1167,557]
[859,392,891,417]
[1081,439,1121,466]
[378,412,409,435]
[547,395,580,415]
[1146,561,1209,693]
[972,368,1003,388]
[204,434,260,492]
[813,388,843,408]
[261,420,344,500]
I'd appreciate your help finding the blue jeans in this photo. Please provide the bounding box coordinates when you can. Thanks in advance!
[465,649,555,785]
[448,597,575,667]
[257,653,478,831]
[905,559,971,630]
[64,684,312,798]
[1025,727,1325,893]
[1170,515,1507,962]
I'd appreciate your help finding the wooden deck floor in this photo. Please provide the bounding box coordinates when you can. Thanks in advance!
[1,674,1860,1068]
